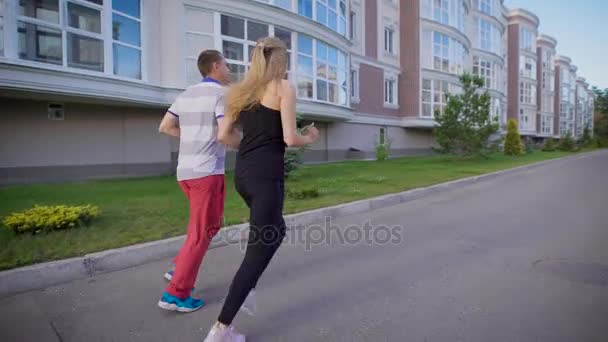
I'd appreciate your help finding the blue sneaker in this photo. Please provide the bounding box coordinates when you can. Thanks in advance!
[157,292,204,313]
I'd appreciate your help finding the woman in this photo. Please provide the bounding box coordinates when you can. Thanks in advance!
[204,37,319,342]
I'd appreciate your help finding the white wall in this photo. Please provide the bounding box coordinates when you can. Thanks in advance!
[0,99,171,168]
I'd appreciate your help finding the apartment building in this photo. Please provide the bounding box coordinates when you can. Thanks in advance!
[506,8,539,136]
[536,34,556,138]
[0,0,596,184]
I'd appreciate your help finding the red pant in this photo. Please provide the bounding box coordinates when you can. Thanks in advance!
[166,175,225,299]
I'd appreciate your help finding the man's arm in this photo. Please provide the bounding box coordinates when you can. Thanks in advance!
[217,117,241,149]
[159,112,180,137]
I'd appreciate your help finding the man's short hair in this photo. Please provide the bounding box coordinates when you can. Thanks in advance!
[197,50,224,77]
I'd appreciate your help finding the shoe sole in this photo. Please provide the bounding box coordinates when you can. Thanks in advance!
[163,273,172,281]
[157,300,203,313]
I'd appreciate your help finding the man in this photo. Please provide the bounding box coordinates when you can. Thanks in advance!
[157,50,240,312]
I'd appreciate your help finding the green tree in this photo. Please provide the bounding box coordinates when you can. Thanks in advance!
[592,88,608,146]
[541,138,556,152]
[433,73,499,156]
[504,119,523,155]
[558,133,576,152]
[580,124,592,147]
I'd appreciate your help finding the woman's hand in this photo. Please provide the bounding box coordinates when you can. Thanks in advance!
[303,126,319,144]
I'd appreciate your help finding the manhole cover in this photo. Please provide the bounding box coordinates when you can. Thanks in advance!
[533,258,608,287]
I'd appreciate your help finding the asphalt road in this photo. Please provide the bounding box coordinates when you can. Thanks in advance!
[1,151,607,342]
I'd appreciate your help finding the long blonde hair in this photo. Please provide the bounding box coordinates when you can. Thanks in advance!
[226,36,288,121]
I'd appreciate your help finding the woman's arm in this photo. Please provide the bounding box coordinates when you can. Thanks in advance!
[217,116,241,149]
[279,80,319,147]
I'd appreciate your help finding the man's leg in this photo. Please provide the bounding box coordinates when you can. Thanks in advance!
[166,175,225,299]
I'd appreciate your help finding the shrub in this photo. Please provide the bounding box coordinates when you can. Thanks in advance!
[3,205,100,235]
[375,143,391,161]
[503,119,523,155]
[542,138,556,152]
[286,188,320,200]
[284,113,307,179]
[558,134,576,152]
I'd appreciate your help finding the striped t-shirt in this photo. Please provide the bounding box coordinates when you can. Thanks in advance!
[168,81,226,181]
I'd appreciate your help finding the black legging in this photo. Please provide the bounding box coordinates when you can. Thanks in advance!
[218,177,287,325]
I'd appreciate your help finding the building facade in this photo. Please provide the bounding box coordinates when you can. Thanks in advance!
[0,0,597,184]
[536,34,556,138]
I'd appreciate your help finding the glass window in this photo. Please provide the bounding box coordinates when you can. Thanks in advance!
[298,34,313,55]
[113,43,140,78]
[221,15,244,39]
[68,33,103,71]
[480,20,491,51]
[223,41,244,61]
[384,79,396,104]
[112,0,139,18]
[112,13,140,46]
[19,0,59,24]
[247,21,268,42]
[112,0,141,79]
[275,27,291,49]
[350,69,359,99]
[18,21,62,64]
[349,11,356,40]
[384,27,394,53]
[68,2,101,34]
[298,0,313,18]
[480,0,492,15]
[421,78,448,117]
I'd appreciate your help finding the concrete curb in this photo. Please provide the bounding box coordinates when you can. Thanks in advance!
[0,151,602,298]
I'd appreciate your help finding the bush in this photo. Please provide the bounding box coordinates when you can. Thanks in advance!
[504,119,523,155]
[558,134,576,152]
[3,205,100,235]
[284,113,307,179]
[284,150,304,179]
[375,143,390,161]
[542,138,556,152]
[286,188,320,200]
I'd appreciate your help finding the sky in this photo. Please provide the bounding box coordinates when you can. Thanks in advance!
[504,0,608,90]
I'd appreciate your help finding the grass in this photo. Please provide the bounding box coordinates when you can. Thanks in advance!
[0,150,581,270]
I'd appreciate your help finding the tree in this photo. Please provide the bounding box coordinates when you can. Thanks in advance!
[558,133,576,152]
[580,124,592,147]
[433,73,499,156]
[592,88,608,146]
[504,119,523,155]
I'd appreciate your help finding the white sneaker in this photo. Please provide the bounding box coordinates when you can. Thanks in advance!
[203,322,245,342]
[239,289,256,316]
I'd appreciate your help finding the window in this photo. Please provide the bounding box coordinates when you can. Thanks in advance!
[520,27,535,52]
[220,15,293,83]
[298,0,346,36]
[296,34,347,106]
[519,55,536,80]
[433,32,449,72]
[519,108,534,131]
[473,57,493,89]
[541,115,552,135]
[379,127,387,145]
[479,0,492,15]
[349,11,356,41]
[433,0,449,25]
[17,0,105,72]
[519,82,536,105]
[480,20,491,51]
[432,32,467,75]
[350,68,359,101]
[384,27,394,54]
[384,78,396,105]
[422,78,448,117]
[257,0,292,10]
[112,0,141,79]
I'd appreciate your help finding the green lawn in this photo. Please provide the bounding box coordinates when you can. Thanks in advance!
[0,150,579,270]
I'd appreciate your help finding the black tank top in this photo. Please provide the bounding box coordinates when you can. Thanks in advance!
[235,104,286,180]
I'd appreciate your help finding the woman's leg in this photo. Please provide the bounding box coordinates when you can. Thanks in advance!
[217,179,286,325]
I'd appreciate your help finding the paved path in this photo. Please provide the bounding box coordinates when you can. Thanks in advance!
[2,151,608,342]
